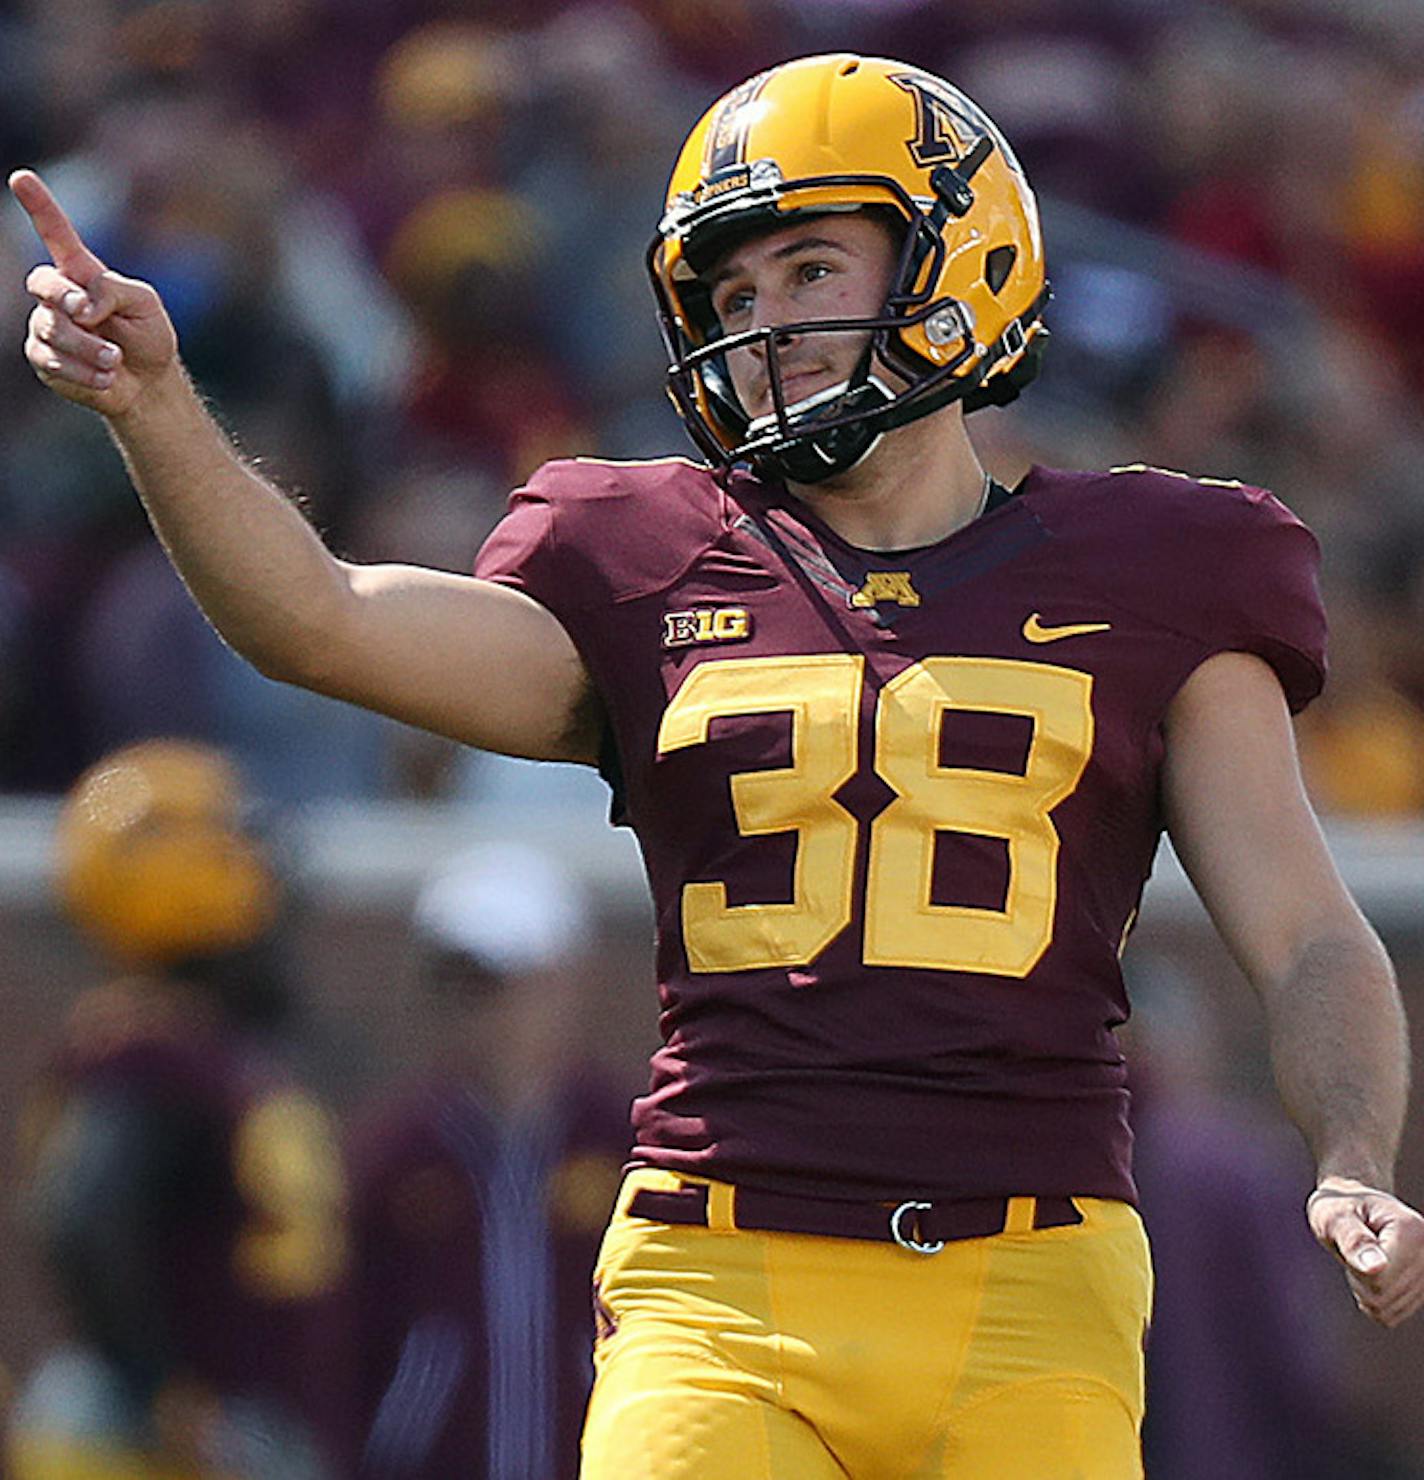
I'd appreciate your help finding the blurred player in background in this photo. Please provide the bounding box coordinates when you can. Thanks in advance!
[7,740,348,1480]
[11,49,1424,1479]
[1124,954,1359,1479]
[344,843,627,1479]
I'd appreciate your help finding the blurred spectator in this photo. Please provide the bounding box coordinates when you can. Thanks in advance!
[0,77,419,793]
[627,0,791,88]
[1299,676,1424,818]
[520,4,690,456]
[940,0,1163,221]
[0,0,43,174]
[1126,955,1359,1480]
[212,0,397,185]
[69,544,407,804]
[3,0,1424,808]
[6,740,349,1479]
[383,185,590,488]
[340,20,529,261]
[1136,329,1286,490]
[1297,539,1424,817]
[344,843,629,1479]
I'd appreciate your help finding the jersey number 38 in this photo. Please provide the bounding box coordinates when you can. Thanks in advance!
[658,654,1094,977]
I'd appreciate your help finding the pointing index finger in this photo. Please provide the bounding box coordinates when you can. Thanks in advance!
[8,169,107,285]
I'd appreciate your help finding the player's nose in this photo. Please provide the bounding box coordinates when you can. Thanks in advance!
[746,284,799,344]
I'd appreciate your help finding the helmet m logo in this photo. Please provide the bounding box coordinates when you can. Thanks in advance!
[890,73,1025,181]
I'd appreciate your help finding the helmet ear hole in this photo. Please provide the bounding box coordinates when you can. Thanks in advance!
[985,245,1017,295]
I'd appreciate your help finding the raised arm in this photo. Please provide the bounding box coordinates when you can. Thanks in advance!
[9,169,598,763]
[1162,649,1424,1326]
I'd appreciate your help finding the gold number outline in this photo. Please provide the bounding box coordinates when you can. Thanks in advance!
[866,657,1093,975]
[658,654,1094,977]
[657,654,865,972]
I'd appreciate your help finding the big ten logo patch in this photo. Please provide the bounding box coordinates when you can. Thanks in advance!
[662,606,753,649]
[850,571,920,608]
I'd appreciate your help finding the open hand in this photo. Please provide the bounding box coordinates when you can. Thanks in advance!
[9,168,178,416]
[1308,1177,1424,1327]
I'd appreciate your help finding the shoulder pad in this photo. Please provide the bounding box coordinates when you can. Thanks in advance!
[479,456,730,607]
[1027,464,1326,712]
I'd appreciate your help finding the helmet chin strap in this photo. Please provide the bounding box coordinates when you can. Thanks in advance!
[747,337,895,484]
[753,384,890,484]
[746,374,866,439]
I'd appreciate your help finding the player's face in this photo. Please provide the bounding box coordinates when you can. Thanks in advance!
[706,213,899,422]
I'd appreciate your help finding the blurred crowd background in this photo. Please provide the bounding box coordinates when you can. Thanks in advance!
[2,0,1424,809]
[3,0,1424,1476]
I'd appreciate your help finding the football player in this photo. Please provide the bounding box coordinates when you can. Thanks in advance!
[12,52,1424,1479]
[8,741,347,1480]
[345,844,627,1479]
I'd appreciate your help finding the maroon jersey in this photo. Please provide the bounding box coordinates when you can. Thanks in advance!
[29,979,347,1443]
[475,461,1325,1204]
[344,1074,628,1478]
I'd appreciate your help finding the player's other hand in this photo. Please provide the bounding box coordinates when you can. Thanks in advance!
[1308,1177,1424,1327]
[10,169,178,417]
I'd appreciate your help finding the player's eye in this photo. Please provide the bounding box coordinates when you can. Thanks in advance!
[798,260,833,285]
[715,287,754,324]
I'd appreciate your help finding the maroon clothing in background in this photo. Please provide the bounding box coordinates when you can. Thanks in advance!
[344,1073,628,1479]
[1133,1083,1353,1478]
[476,460,1325,1207]
[31,979,347,1461]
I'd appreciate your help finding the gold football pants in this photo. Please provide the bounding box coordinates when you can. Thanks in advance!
[582,1169,1152,1479]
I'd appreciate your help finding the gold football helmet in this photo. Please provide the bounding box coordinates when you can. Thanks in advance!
[649,53,1049,483]
[55,740,280,967]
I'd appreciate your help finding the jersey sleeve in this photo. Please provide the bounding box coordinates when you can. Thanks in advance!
[473,464,588,632]
[1188,482,1325,711]
[475,456,726,618]
[1109,471,1328,714]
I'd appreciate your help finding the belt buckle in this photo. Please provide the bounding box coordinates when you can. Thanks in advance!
[889,1199,944,1256]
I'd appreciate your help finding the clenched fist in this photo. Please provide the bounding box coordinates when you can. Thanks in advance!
[1308,1177,1424,1327]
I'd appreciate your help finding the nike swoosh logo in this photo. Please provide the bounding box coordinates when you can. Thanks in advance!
[1022,612,1112,644]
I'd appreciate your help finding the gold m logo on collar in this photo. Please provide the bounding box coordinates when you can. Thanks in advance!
[851,572,920,608]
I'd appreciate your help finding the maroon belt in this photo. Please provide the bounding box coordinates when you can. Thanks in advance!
[627,1182,1082,1256]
